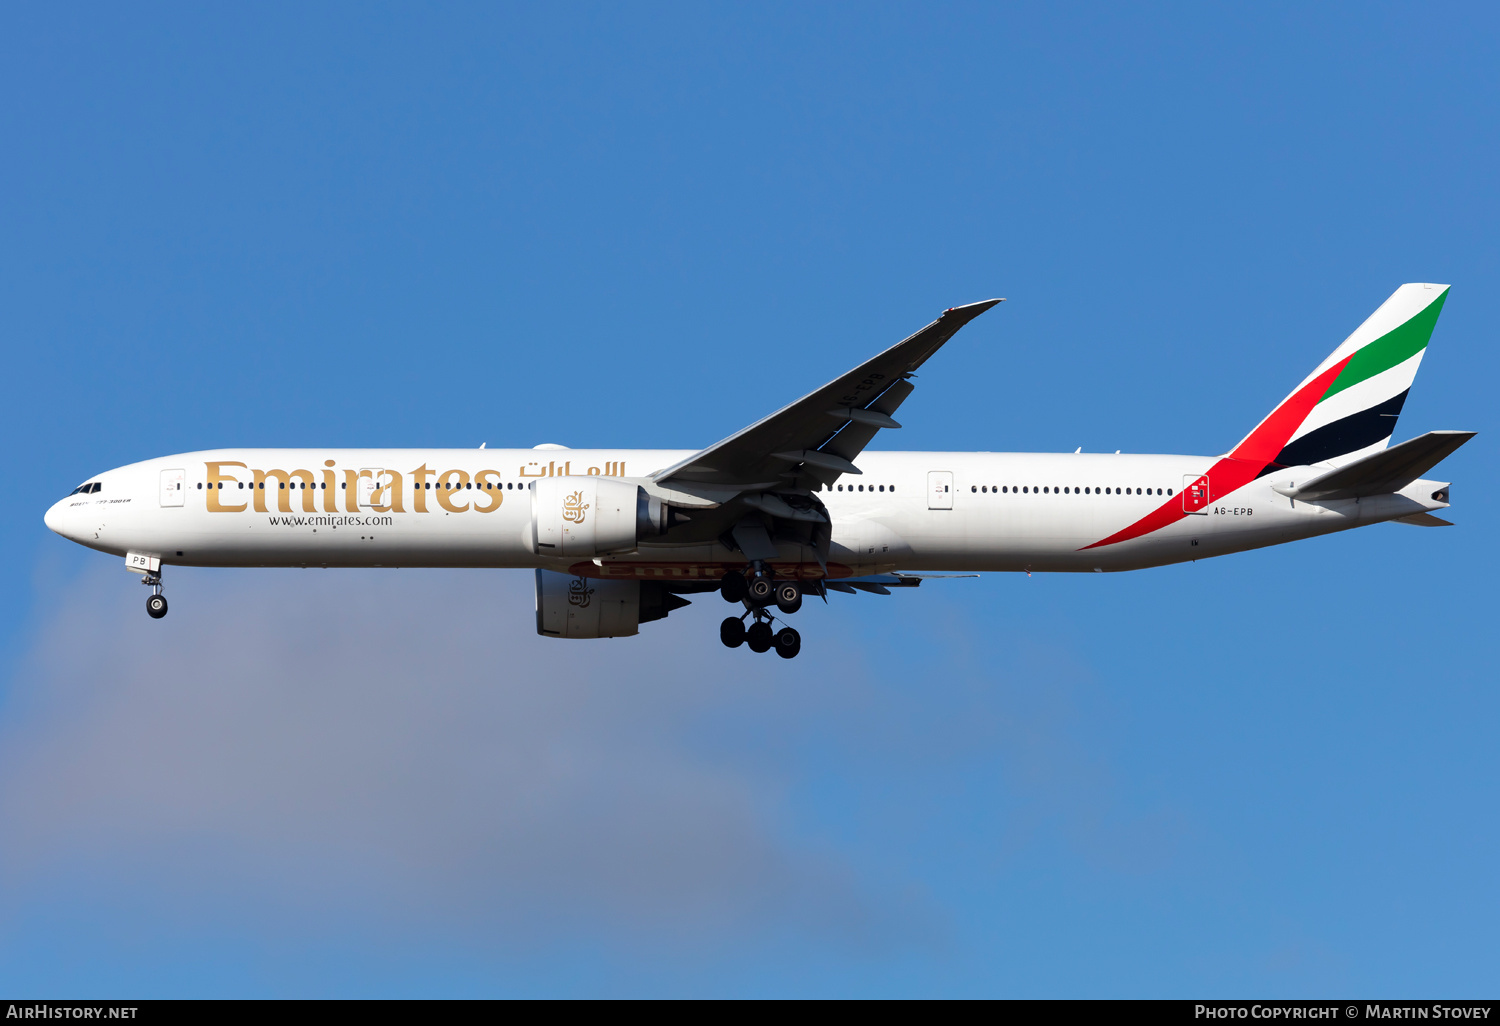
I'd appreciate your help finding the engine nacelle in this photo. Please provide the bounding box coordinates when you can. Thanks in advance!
[531,477,666,557]
[534,570,691,639]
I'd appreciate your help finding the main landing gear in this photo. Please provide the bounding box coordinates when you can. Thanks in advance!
[142,569,168,619]
[718,568,803,659]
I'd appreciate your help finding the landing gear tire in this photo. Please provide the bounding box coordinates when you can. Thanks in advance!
[746,621,774,653]
[720,571,748,603]
[146,594,168,619]
[774,626,801,659]
[747,576,775,605]
[775,582,802,615]
[719,616,746,648]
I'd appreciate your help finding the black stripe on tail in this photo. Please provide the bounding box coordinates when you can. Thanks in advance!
[1257,389,1409,475]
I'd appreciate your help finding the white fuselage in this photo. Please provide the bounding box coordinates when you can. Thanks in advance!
[44,447,1451,581]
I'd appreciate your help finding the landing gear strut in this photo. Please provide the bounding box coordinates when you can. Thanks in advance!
[142,570,168,619]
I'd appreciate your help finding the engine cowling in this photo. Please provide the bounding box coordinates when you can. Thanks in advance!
[534,570,690,639]
[531,477,666,557]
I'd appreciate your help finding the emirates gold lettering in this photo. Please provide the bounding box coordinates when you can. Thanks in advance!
[473,470,504,512]
[436,469,470,512]
[205,461,248,513]
[371,470,405,513]
[206,461,598,515]
[252,469,315,513]
[410,464,434,512]
[322,461,338,513]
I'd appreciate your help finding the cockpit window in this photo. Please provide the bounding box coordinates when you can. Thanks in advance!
[90,482,101,493]
[65,482,102,497]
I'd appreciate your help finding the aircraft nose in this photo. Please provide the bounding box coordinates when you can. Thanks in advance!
[44,499,65,536]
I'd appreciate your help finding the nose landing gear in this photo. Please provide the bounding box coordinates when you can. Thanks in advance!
[142,569,168,619]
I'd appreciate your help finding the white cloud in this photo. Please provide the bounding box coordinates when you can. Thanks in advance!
[0,568,906,952]
[0,566,1172,988]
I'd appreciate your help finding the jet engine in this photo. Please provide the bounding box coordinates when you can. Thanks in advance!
[534,570,690,638]
[530,477,672,556]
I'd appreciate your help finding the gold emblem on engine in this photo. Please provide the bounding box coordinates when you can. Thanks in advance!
[562,490,589,524]
[568,576,594,608]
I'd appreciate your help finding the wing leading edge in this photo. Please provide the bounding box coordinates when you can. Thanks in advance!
[652,299,1003,491]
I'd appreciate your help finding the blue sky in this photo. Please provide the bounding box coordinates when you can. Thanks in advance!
[1,2,1496,997]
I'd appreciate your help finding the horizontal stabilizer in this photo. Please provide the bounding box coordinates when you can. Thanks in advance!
[1277,430,1475,501]
[1394,512,1454,527]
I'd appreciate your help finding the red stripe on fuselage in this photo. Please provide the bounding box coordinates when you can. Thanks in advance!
[1080,355,1351,550]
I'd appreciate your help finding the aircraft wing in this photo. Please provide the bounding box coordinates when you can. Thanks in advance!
[821,572,978,595]
[652,299,1003,491]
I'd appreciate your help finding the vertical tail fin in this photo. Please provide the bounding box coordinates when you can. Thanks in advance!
[1229,283,1450,473]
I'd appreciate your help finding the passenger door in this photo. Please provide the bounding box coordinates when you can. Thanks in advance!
[1183,474,1210,514]
[357,468,383,509]
[927,471,954,510]
[159,469,185,507]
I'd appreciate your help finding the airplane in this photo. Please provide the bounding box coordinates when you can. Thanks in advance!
[44,283,1471,659]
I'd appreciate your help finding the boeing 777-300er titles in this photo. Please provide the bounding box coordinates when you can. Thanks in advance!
[45,284,1472,659]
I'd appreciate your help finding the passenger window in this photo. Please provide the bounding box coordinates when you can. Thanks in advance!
[1167,488,1173,496]
[972,485,978,493]
[890,485,895,493]
[879,485,885,492]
